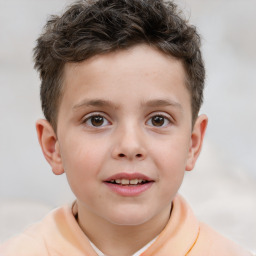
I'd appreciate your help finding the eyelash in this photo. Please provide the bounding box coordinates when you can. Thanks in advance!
[82,112,172,128]
[146,113,171,128]
[83,113,111,127]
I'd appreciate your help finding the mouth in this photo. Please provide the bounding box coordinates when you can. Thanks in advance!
[104,172,154,186]
[106,178,151,186]
[103,173,154,196]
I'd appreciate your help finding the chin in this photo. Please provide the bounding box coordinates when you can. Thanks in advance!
[108,217,150,226]
[104,207,153,226]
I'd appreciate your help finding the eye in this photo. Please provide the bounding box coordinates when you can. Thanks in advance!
[146,114,170,127]
[83,114,110,127]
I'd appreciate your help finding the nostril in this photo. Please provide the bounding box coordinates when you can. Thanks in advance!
[136,154,142,158]
[118,153,125,158]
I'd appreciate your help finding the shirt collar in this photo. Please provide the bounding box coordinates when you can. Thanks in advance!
[89,236,158,256]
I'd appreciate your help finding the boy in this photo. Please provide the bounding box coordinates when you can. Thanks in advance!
[0,0,252,255]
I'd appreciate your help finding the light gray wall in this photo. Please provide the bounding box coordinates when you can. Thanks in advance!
[0,0,255,251]
[0,0,75,206]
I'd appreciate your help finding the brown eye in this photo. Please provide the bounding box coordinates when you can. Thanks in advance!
[147,115,170,127]
[85,115,110,127]
[91,116,104,126]
[152,116,165,126]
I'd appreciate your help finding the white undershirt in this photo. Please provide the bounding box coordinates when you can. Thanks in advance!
[89,236,158,256]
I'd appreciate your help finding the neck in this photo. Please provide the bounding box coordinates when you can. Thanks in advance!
[77,203,172,256]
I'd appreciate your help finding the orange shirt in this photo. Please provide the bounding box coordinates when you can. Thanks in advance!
[0,195,252,256]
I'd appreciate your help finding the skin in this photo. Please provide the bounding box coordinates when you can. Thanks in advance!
[36,44,207,256]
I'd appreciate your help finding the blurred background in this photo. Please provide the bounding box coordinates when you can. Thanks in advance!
[0,0,255,252]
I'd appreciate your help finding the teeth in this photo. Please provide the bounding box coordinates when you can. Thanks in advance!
[121,179,130,185]
[130,179,138,185]
[109,179,147,185]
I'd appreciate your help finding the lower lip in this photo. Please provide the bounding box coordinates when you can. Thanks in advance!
[104,182,154,196]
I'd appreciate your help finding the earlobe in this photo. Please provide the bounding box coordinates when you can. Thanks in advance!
[185,114,208,171]
[36,119,64,175]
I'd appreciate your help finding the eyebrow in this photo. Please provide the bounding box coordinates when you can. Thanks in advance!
[73,99,118,111]
[142,99,182,109]
[73,98,182,111]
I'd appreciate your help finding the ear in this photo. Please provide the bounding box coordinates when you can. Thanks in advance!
[185,114,208,171]
[36,119,64,175]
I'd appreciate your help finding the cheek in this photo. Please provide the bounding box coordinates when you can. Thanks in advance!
[151,135,191,175]
[60,137,108,189]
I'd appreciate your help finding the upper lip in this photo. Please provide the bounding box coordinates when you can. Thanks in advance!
[104,172,153,182]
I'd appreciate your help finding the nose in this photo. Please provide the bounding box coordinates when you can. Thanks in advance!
[111,124,147,161]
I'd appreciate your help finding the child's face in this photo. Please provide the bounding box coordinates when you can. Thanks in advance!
[38,44,207,226]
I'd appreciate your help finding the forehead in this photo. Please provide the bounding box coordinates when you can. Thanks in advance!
[60,44,190,111]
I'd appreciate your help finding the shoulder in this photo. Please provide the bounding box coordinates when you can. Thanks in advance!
[0,231,48,256]
[190,222,252,256]
[156,195,252,256]
[143,195,252,256]
[0,205,70,256]
[173,195,252,255]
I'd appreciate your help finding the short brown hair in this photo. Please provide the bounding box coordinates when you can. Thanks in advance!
[34,0,205,130]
